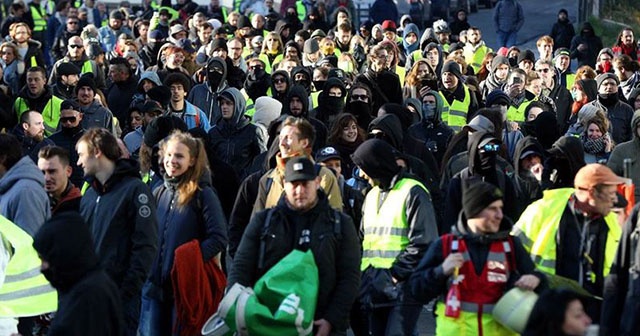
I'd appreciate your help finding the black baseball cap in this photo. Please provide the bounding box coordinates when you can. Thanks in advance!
[284,157,317,182]
[315,146,341,163]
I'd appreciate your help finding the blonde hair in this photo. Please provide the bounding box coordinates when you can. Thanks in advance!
[160,131,209,208]
[262,32,283,54]
[0,42,20,61]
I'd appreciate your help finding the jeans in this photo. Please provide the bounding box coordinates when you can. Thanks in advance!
[497,30,518,48]
[138,282,174,336]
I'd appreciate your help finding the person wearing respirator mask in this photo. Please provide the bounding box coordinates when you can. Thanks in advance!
[408,89,453,166]
[186,57,228,125]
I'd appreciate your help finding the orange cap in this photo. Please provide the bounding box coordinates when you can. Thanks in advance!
[574,164,628,190]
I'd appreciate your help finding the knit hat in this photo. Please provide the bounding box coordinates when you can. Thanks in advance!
[140,101,164,115]
[237,15,251,29]
[381,20,397,32]
[597,48,614,60]
[432,19,450,34]
[175,38,196,53]
[491,55,510,71]
[75,75,96,94]
[448,42,464,53]
[303,38,319,53]
[210,38,228,52]
[486,90,511,107]
[310,29,326,39]
[596,72,619,88]
[109,10,124,20]
[463,181,504,218]
[143,115,188,147]
[554,47,570,59]
[149,29,165,40]
[441,60,462,79]
[146,85,171,108]
[558,8,568,16]
[517,49,535,64]
[56,62,81,77]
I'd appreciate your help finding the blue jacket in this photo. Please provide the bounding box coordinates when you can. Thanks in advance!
[181,101,212,132]
[369,0,398,24]
[150,179,227,287]
[493,0,524,33]
[98,26,132,54]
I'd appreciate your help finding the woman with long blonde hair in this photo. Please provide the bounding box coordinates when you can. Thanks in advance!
[259,32,284,73]
[139,131,227,336]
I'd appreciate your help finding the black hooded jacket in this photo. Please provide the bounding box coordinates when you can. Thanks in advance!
[354,68,403,115]
[282,85,327,152]
[408,90,455,166]
[33,212,124,336]
[313,77,346,127]
[513,136,544,215]
[570,22,603,67]
[79,158,158,304]
[444,132,518,231]
[270,70,291,103]
[541,136,586,190]
[550,13,575,50]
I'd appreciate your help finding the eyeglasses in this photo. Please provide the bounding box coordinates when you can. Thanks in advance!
[536,68,550,73]
[273,77,286,84]
[60,116,77,123]
[479,143,500,153]
[351,94,368,101]
[69,44,83,49]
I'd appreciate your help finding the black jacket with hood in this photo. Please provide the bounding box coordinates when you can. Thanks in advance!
[187,57,229,125]
[106,74,139,127]
[444,131,518,231]
[282,85,328,152]
[354,68,403,115]
[408,90,455,166]
[33,212,124,336]
[569,22,604,68]
[312,77,346,127]
[512,136,544,215]
[607,110,640,201]
[270,69,291,104]
[79,158,158,304]
[208,87,267,178]
[541,136,586,190]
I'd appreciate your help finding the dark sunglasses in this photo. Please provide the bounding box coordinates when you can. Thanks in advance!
[69,44,83,49]
[479,143,500,153]
[351,94,368,101]
[273,77,286,84]
[60,116,77,123]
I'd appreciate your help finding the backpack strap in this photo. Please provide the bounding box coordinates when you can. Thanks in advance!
[258,207,277,271]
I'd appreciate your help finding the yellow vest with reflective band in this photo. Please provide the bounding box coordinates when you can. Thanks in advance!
[29,4,47,32]
[311,91,320,108]
[464,45,492,74]
[14,96,63,136]
[245,87,273,118]
[513,188,621,277]
[221,6,229,22]
[411,50,422,61]
[565,73,576,91]
[295,0,306,22]
[395,65,406,86]
[506,98,534,122]
[0,216,57,318]
[233,0,242,11]
[81,60,93,74]
[30,56,38,68]
[361,178,427,270]
[438,85,471,133]
[258,53,283,74]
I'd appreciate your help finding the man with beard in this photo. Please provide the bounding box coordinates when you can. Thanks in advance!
[187,57,228,125]
[10,111,54,162]
[165,72,210,131]
[311,77,345,127]
[463,27,493,74]
[48,99,87,187]
[76,76,114,131]
[139,30,165,69]
[33,212,124,335]
[37,145,82,214]
[613,54,640,101]
[50,62,80,100]
[106,57,138,128]
[587,73,634,144]
[354,45,402,115]
[281,84,327,152]
[50,36,107,93]
[550,8,575,51]
[97,10,131,54]
[13,67,63,137]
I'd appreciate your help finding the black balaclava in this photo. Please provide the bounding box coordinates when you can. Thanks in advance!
[244,65,271,100]
[468,131,500,185]
[318,77,346,115]
[33,212,99,292]
[291,66,312,94]
[206,57,227,92]
[351,138,401,190]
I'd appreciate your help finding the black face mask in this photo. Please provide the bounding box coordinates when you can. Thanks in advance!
[321,96,344,114]
[249,67,266,80]
[61,124,82,135]
[313,80,326,91]
[598,92,618,106]
[478,150,497,173]
[348,100,372,117]
[41,266,76,291]
[207,67,224,91]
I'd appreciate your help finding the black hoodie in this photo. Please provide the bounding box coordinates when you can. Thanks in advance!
[33,212,124,336]
[542,136,586,190]
[270,69,291,103]
[79,158,158,305]
[513,136,545,214]
[282,85,328,151]
[569,22,603,67]
[444,131,518,231]
[313,77,346,127]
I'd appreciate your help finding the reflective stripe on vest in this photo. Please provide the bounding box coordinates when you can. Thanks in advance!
[513,188,622,277]
[14,96,63,136]
[30,4,46,32]
[295,0,306,22]
[438,85,470,132]
[464,45,491,74]
[30,56,38,68]
[435,234,517,336]
[361,178,427,270]
[395,65,406,86]
[233,0,242,11]
[311,91,320,108]
[507,99,533,122]
[221,7,228,22]
[0,215,57,317]
[258,53,283,74]
[565,73,576,91]
[81,60,93,74]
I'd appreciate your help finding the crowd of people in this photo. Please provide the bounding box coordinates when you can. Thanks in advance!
[1,0,640,335]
